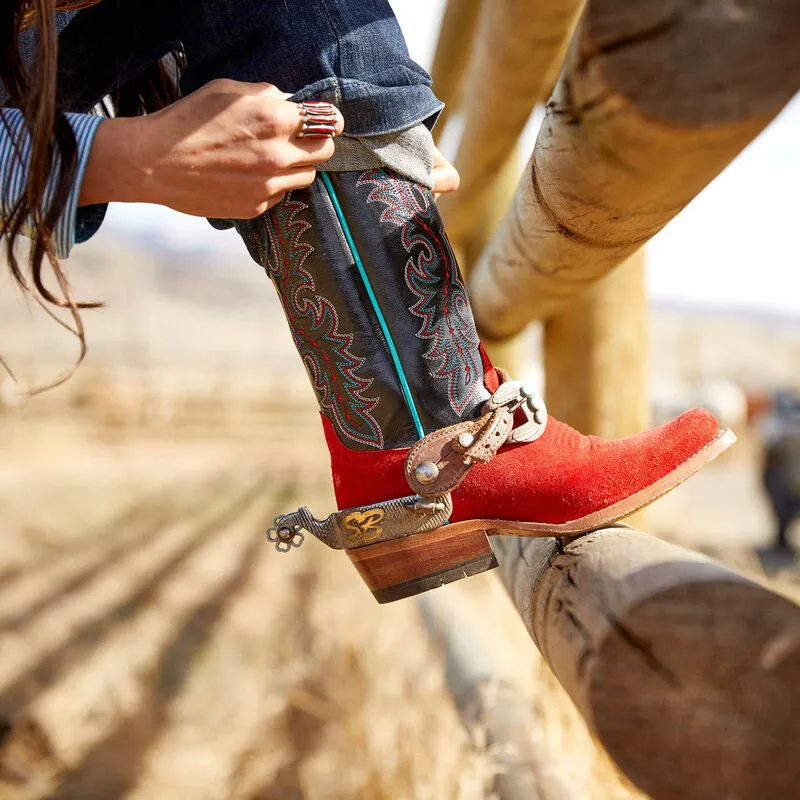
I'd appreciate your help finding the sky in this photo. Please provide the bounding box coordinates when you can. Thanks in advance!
[102,0,800,318]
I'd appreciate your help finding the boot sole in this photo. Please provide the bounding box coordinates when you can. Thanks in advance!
[348,525,498,604]
[347,428,735,603]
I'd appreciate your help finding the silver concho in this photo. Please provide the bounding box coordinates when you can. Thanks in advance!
[414,461,440,485]
[457,432,476,449]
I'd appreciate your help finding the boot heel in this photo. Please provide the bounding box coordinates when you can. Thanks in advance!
[347,526,498,604]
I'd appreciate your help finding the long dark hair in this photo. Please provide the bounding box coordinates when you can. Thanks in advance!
[0,0,183,390]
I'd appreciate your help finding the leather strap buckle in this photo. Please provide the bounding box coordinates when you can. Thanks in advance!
[405,379,548,497]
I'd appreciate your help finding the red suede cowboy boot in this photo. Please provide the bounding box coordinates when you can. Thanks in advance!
[234,168,735,603]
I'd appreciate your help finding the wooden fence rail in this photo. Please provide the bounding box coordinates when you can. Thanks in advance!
[491,528,800,800]
[418,593,574,800]
[430,2,800,797]
[470,0,800,336]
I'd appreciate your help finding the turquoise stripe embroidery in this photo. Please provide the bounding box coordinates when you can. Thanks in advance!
[319,170,425,441]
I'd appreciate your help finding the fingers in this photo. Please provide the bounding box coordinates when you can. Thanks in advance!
[196,80,345,203]
[235,80,292,100]
[267,102,343,168]
[227,167,318,217]
[431,147,460,197]
[208,80,344,140]
[202,78,290,100]
[271,99,343,141]
[285,135,336,165]
[258,98,345,147]
[431,163,459,198]
[257,83,293,101]
[263,166,318,208]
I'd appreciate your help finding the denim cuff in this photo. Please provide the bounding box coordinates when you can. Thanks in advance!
[76,202,108,245]
[289,77,443,138]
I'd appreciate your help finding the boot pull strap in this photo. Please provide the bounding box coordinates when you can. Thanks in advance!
[405,380,548,498]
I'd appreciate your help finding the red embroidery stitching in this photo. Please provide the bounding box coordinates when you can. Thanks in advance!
[358,169,483,415]
[266,193,384,448]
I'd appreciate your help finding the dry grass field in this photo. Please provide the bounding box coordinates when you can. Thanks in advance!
[0,235,797,798]
[0,402,649,800]
[2,388,797,799]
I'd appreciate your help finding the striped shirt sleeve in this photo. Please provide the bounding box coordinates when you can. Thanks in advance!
[0,108,104,258]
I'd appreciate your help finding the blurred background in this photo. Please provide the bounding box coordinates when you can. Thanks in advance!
[0,1,798,798]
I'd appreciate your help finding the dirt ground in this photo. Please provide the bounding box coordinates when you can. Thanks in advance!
[0,403,660,800]
[0,239,796,798]
[1,394,796,800]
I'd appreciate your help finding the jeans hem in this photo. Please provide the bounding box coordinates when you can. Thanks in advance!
[289,77,443,137]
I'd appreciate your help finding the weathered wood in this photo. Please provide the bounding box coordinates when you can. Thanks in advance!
[471,0,800,336]
[438,0,585,272]
[543,250,649,437]
[418,592,574,800]
[429,0,485,144]
[491,528,800,800]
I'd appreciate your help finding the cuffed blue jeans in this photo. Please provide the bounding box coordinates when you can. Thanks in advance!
[53,0,443,240]
[56,0,442,137]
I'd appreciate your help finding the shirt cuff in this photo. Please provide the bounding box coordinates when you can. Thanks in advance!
[54,113,105,258]
[0,109,104,259]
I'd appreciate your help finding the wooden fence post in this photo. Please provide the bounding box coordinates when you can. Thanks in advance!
[431,0,584,374]
[490,528,800,800]
[543,250,649,437]
[418,592,575,800]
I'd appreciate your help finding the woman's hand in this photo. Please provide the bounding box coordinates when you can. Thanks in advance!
[79,79,344,217]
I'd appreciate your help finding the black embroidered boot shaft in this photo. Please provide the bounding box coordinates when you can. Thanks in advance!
[234,168,490,451]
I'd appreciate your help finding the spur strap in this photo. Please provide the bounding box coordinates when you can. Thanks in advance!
[406,379,548,498]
